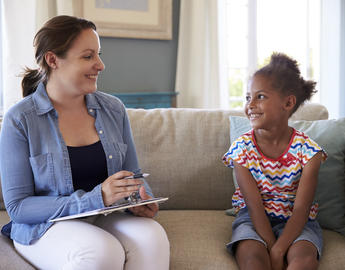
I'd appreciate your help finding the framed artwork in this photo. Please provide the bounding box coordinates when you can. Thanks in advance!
[73,0,172,40]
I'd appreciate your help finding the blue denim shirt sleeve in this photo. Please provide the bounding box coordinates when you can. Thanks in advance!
[0,83,152,245]
[0,113,104,226]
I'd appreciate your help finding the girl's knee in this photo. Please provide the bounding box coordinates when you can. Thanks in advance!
[288,255,318,270]
[235,240,271,270]
[237,253,271,270]
[287,241,319,270]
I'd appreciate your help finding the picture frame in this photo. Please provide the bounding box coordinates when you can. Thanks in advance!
[73,0,172,40]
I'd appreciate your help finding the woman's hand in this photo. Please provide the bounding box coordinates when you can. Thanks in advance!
[101,170,142,207]
[129,186,158,218]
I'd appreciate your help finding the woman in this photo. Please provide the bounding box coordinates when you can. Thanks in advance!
[0,15,169,270]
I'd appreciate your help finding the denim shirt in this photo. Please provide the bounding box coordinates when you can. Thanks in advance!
[0,83,152,245]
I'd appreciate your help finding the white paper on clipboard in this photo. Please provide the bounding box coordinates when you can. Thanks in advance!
[49,197,168,222]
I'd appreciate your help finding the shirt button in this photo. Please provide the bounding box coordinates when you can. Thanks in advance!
[99,130,103,134]
[89,109,93,113]
[109,155,113,159]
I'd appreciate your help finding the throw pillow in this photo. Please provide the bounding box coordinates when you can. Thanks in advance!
[227,116,345,236]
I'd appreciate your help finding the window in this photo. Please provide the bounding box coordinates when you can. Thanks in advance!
[225,0,321,109]
[0,1,3,116]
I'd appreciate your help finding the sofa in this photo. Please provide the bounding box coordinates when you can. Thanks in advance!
[1,103,345,269]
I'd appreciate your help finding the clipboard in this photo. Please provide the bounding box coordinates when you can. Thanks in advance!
[49,197,168,222]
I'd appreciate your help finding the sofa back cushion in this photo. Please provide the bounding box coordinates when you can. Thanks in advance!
[0,103,328,211]
[127,109,241,210]
[127,103,328,210]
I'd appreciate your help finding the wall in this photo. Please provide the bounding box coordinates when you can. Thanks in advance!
[98,0,180,94]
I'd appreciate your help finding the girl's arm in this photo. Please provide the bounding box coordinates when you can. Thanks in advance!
[270,151,323,257]
[233,161,276,250]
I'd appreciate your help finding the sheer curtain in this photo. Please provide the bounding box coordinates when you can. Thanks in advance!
[320,0,345,118]
[1,0,74,114]
[175,0,228,109]
[2,0,36,113]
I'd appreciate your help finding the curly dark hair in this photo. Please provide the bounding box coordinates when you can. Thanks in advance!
[254,52,317,114]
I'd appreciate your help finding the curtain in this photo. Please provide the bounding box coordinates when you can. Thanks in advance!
[175,0,228,109]
[1,0,74,114]
[2,0,36,113]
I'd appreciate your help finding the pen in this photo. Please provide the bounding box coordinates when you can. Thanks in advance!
[124,173,150,179]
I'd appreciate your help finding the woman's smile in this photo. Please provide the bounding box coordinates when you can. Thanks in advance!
[86,74,98,80]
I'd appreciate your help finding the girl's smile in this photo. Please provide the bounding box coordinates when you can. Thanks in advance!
[247,112,263,120]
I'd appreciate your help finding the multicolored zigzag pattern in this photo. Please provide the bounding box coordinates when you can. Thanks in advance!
[223,129,326,220]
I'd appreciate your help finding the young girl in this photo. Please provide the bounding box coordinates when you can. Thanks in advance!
[223,53,326,270]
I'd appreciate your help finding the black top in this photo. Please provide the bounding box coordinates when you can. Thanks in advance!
[67,141,108,192]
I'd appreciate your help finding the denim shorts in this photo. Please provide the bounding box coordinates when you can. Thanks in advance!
[227,208,323,258]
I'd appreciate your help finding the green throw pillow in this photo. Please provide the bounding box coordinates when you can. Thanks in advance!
[228,116,345,236]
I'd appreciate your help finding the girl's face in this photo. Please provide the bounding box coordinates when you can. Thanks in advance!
[245,75,290,130]
[54,28,105,96]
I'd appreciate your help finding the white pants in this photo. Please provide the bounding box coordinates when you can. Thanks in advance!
[14,212,170,270]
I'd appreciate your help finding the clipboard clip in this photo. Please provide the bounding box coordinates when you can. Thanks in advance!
[127,191,142,204]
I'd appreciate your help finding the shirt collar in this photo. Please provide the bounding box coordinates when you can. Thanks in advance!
[85,91,101,110]
[32,82,101,115]
[32,82,55,115]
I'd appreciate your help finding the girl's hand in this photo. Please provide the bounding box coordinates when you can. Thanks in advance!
[270,244,286,270]
[101,170,143,207]
[129,186,158,218]
[266,237,277,252]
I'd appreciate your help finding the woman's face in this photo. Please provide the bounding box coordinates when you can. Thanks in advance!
[54,28,105,96]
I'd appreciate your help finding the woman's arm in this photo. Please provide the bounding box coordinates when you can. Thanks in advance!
[0,114,103,224]
[270,151,323,257]
[234,161,276,250]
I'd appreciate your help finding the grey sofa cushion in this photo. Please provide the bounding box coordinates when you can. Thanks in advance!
[127,108,244,210]
[155,210,237,269]
[0,234,35,270]
[154,210,345,270]
[0,212,35,269]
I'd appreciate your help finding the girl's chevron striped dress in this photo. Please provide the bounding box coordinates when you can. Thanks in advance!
[223,128,327,221]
